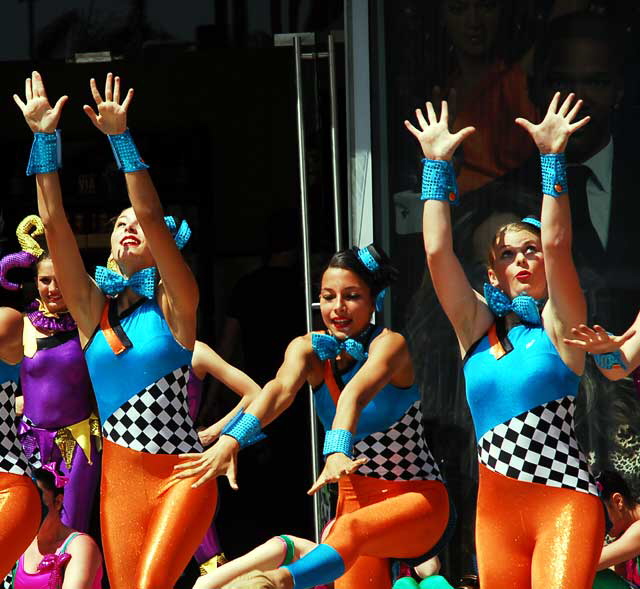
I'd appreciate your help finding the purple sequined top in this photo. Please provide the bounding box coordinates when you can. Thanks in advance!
[187,368,202,421]
[21,330,93,429]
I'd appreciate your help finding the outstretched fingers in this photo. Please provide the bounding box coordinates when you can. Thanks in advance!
[558,92,575,117]
[547,91,561,116]
[82,104,99,127]
[13,94,26,112]
[415,107,428,130]
[569,115,590,132]
[453,125,476,144]
[425,101,438,125]
[514,117,535,133]
[121,87,134,111]
[31,71,47,99]
[90,78,103,105]
[104,72,113,102]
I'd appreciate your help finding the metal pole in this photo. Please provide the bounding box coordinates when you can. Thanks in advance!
[293,35,322,543]
[328,33,343,251]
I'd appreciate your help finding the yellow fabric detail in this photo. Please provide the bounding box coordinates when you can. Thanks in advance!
[54,413,102,468]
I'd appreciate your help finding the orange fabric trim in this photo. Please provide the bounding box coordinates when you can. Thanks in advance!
[323,360,341,405]
[487,323,507,360]
[99,302,126,355]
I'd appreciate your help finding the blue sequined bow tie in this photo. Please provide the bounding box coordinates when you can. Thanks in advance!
[95,266,157,299]
[311,333,367,362]
[483,283,543,325]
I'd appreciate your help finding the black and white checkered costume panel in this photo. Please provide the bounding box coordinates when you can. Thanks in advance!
[477,395,597,495]
[0,380,30,476]
[355,401,443,482]
[103,366,203,454]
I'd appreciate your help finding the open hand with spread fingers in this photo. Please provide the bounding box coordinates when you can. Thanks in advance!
[515,92,590,154]
[83,72,133,135]
[404,100,475,161]
[174,435,240,490]
[563,324,636,355]
[307,452,367,496]
[13,71,68,133]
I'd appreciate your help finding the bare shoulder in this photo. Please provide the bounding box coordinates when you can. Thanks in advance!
[66,533,101,558]
[369,328,408,355]
[289,333,315,356]
[0,307,23,334]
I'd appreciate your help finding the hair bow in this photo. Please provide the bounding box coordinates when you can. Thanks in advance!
[41,462,70,488]
[94,266,157,298]
[164,216,191,250]
[483,283,544,325]
[312,333,367,362]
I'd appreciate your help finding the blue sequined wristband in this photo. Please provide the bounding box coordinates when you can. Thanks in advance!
[540,152,567,197]
[593,348,628,371]
[221,410,266,449]
[107,129,150,173]
[26,131,61,176]
[420,158,459,205]
[323,429,353,458]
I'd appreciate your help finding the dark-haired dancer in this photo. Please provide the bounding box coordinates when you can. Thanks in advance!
[407,93,604,588]
[0,215,101,533]
[177,245,453,589]
[10,466,103,589]
[14,70,216,589]
[0,306,40,577]
[591,471,640,588]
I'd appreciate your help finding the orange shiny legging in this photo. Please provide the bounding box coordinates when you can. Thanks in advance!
[324,475,449,589]
[0,472,40,577]
[476,464,604,589]
[101,440,218,589]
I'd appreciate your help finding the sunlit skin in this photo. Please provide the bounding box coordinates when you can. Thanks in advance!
[487,228,548,301]
[36,258,68,315]
[109,206,154,277]
[319,267,376,341]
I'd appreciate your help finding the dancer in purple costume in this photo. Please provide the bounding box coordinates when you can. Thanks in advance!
[0,216,101,533]
[189,340,262,575]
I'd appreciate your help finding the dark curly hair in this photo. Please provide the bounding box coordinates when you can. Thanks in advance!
[323,244,399,298]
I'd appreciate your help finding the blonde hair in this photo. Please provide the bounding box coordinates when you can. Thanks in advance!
[486,220,541,269]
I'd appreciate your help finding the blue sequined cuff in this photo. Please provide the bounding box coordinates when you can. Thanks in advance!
[26,131,61,176]
[420,158,459,205]
[540,153,567,197]
[323,429,353,458]
[107,129,150,173]
[221,410,266,449]
[593,349,628,371]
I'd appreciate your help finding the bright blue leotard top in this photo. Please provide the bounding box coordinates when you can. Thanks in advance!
[464,323,579,441]
[313,328,418,441]
[85,299,192,426]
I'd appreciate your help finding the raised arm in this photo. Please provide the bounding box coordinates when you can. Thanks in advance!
[515,92,591,372]
[13,71,104,340]
[307,330,410,495]
[174,335,316,488]
[83,73,198,348]
[564,312,640,380]
[405,101,491,353]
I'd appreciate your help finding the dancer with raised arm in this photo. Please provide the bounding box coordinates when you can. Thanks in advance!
[176,245,453,589]
[405,93,604,588]
[14,70,216,589]
[0,215,101,534]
